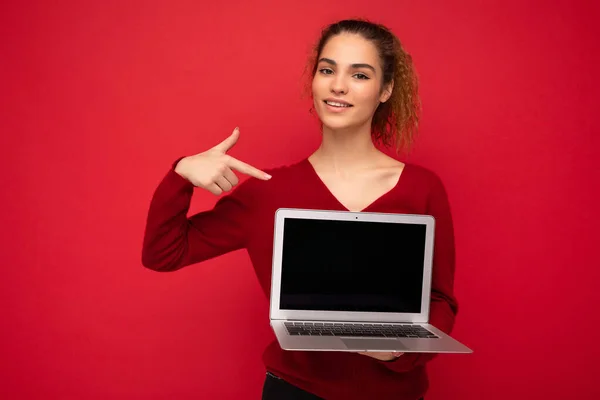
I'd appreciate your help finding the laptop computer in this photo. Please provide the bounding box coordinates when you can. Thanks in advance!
[269,208,472,354]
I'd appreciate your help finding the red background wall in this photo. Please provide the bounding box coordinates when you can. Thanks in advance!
[1,0,598,399]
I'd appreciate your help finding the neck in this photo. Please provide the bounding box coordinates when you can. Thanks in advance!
[310,123,381,172]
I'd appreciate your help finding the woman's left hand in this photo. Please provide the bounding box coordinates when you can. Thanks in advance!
[358,352,404,361]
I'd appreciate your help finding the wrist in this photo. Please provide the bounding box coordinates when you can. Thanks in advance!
[174,157,189,178]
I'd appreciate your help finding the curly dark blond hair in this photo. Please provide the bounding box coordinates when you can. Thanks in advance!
[304,19,421,153]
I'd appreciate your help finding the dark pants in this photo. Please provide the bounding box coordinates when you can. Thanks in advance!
[261,372,424,400]
[262,372,324,399]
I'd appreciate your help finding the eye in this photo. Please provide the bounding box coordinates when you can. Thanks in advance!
[318,68,334,75]
[354,73,369,80]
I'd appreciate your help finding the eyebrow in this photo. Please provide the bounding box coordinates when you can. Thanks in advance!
[318,57,376,74]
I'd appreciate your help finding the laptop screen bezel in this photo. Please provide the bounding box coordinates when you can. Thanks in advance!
[269,208,435,323]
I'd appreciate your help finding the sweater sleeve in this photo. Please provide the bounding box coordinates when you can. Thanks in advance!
[141,161,255,272]
[381,173,459,373]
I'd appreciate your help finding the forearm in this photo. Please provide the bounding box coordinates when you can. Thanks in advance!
[141,161,253,272]
[142,166,196,271]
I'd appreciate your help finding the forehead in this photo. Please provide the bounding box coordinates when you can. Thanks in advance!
[319,33,381,67]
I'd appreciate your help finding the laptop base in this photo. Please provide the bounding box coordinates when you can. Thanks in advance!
[271,320,473,353]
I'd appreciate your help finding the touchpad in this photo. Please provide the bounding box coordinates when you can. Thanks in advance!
[341,338,408,351]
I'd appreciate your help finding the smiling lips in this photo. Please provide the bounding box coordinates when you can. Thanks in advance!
[323,98,354,112]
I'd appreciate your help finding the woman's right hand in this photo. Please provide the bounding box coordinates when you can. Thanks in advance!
[174,127,272,195]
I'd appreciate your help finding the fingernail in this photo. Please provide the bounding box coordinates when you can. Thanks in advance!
[264,174,272,180]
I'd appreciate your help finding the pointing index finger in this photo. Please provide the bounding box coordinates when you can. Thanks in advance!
[227,157,271,180]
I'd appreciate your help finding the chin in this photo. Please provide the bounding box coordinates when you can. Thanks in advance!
[319,112,370,132]
[314,111,350,131]
[320,119,355,131]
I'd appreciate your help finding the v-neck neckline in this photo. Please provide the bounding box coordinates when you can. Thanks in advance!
[302,158,408,213]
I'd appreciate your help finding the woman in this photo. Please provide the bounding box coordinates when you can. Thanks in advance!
[142,19,457,400]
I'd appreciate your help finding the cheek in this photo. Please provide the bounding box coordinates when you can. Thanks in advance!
[311,75,325,96]
[353,83,383,108]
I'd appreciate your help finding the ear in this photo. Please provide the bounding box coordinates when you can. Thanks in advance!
[380,80,394,103]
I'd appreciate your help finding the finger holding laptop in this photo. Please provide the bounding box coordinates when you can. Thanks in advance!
[359,352,404,361]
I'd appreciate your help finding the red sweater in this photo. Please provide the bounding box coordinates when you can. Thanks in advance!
[142,158,458,400]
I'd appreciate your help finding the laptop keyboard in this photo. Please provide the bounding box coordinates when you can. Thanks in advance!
[284,322,439,339]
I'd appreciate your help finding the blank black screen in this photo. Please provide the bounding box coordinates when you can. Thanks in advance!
[280,217,426,313]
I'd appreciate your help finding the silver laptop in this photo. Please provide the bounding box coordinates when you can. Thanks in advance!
[269,208,472,354]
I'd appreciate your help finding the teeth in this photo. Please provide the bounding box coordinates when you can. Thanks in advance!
[326,101,351,107]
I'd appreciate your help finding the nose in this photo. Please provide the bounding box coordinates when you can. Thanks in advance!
[330,74,348,95]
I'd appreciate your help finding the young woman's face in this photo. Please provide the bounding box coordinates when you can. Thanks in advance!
[312,33,392,132]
